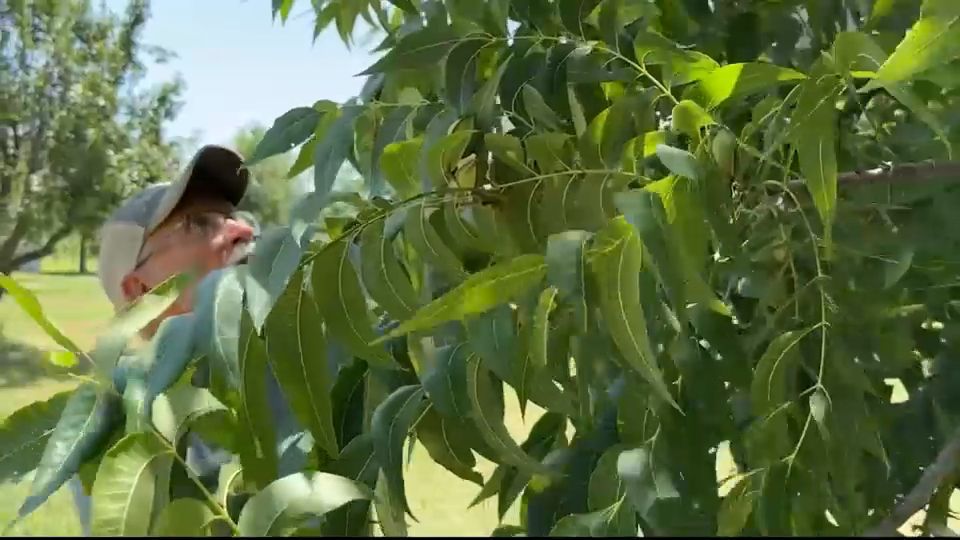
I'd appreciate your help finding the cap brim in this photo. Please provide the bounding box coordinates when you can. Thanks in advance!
[147,145,250,232]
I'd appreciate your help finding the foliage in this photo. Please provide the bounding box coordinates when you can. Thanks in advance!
[0,0,185,275]
[232,124,302,227]
[6,0,960,536]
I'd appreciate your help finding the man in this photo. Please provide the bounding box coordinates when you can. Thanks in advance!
[69,144,298,534]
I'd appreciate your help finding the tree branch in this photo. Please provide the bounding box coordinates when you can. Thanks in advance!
[838,161,960,187]
[7,224,73,270]
[865,427,960,537]
[0,213,30,266]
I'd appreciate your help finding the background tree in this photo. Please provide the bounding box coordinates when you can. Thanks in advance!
[4,0,960,537]
[231,123,299,227]
[0,0,185,280]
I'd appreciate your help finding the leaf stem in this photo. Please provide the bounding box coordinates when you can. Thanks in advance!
[150,428,241,535]
[774,173,831,476]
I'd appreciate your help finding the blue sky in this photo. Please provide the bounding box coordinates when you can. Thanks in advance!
[105,0,378,145]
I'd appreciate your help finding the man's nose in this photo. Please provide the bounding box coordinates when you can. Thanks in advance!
[221,215,255,248]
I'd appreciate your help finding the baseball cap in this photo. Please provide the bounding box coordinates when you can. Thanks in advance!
[97,145,250,310]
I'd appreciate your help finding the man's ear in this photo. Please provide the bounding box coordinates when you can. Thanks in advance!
[120,271,150,304]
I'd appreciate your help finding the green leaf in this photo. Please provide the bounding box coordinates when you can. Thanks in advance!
[492,524,527,536]
[91,433,174,536]
[360,219,420,320]
[526,133,574,173]
[18,383,120,521]
[655,144,700,180]
[265,268,339,458]
[426,130,474,189]
[193,267,242,388]
[380,254,547,341]
[404,201,467,282]
[247,107,320,166]
[717,474,758,536]
[314,104,363,196]
[312,237,394,367]
[330,360,368,449]
[465,305,573,417]
[832,31,952,156]
[546,230,592,332]
[237,471,374,536]
[380,138,423,199]
[486,133,530,174]
[867,0,960,89]
[286,102,339,179]
[122,374,149,434]
[140,314,198,423]
[791,76,842,254]
[809,389,829,436]
[883,245,914,289]
[471,54,512,127]
[0,274,84,362]
[370,385,428,518]
[246,225,315,330]
[442,195,490,254]
[421,343,472,418]
[579,93,646,169]
[465,355,554,477]
[617,445,679,519]
[588,217,678,410]
[685,62,806,109]
[615,187,729,317]
[559,0,602,37]
[417,108,460,193]
[359,25,461,75]
[415,408,483,486]
[711,128,737,178]
[274,0,295,22]
[0,390,71,484]
[548,501,636,536]
[88,273,187,384]
[237,312,279,490]
[320,434,378,536]
[465,304,518,383]
[522,85,565,131]
[370,106,415,196]
[152,498,219,536]
[387,0,418,15]
[288,136,317,178]
[671,99,715,140]
[150,385,228,445]
[374,468,409,536]
[445,37,488,114]
[751,329,817,416]
[589,445,629,510]
[531,286,559,368]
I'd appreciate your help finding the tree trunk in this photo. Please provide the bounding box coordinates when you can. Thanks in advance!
[0,213,30,273]
[79,234,88,274]
[1,225,74,277]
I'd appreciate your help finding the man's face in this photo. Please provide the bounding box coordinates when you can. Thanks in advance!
[120,192,255,335]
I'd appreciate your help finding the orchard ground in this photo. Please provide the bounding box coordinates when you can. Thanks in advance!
[0,264,946,536]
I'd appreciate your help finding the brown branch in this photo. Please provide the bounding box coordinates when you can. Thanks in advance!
[7,224,73,270]
[864,427,960,537]
[838,161,960,187]
[0,213,30,265]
